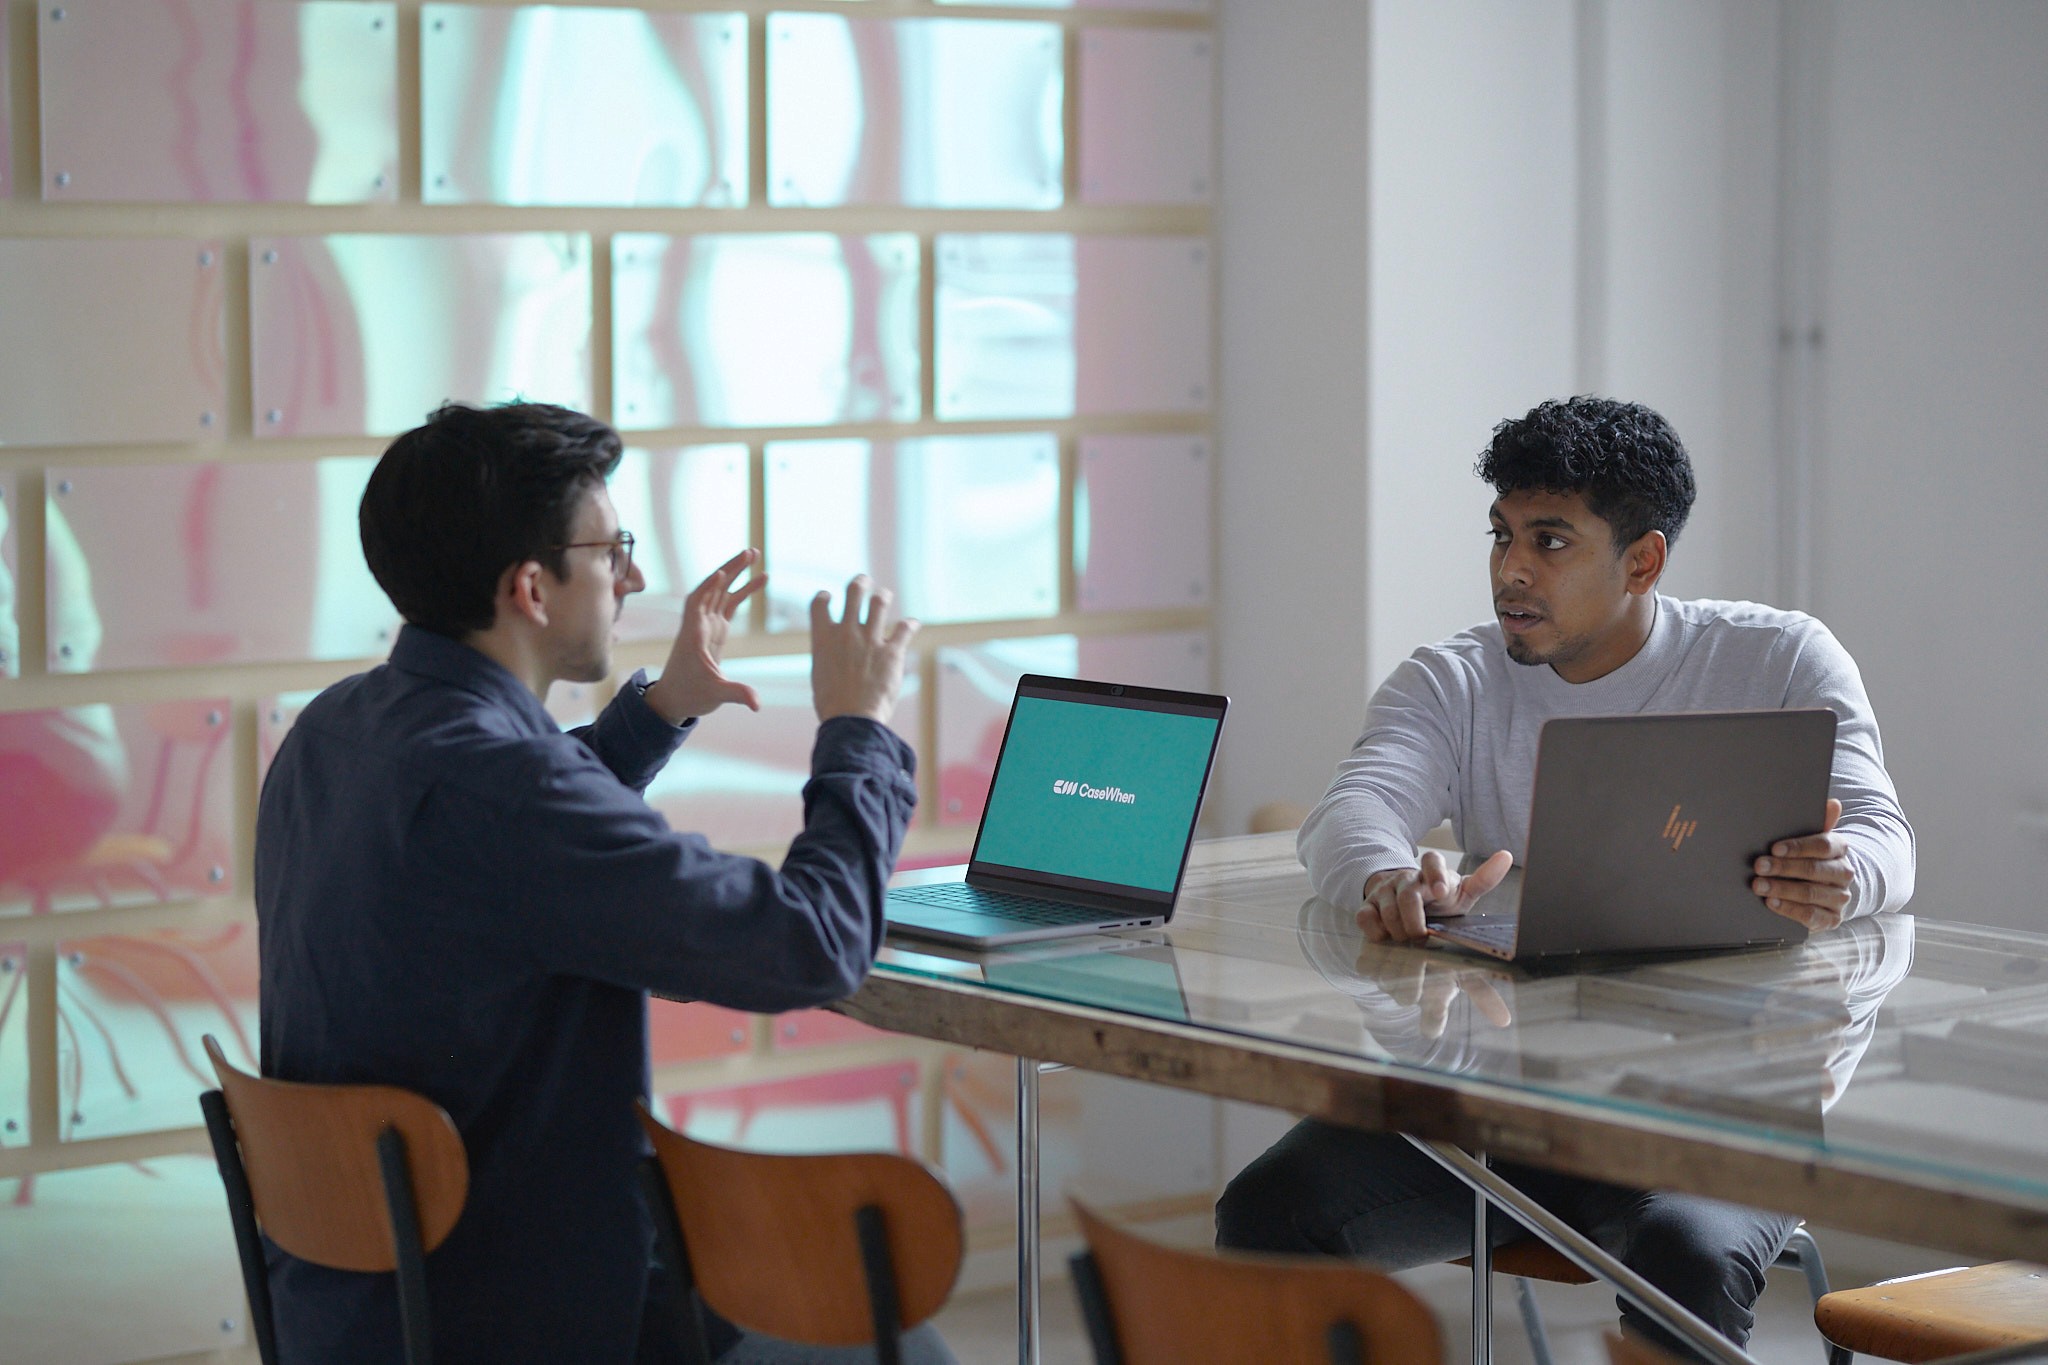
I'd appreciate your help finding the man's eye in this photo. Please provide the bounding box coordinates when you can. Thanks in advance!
[1537,534,1567,550]
[1487,528,1508,545]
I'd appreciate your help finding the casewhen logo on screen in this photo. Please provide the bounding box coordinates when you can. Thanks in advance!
[1050,778,1138,806]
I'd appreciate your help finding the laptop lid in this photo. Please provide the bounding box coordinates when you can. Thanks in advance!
[963,674,1229,916]
[1434,709,1837,961]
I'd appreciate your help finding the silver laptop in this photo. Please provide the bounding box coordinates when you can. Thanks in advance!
[1427,710,1837,963]
[884,674,1228,948]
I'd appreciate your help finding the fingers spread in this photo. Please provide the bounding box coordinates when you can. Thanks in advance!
[724,571,768,617]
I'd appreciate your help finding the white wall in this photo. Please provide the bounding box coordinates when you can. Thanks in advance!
[1214,0,1372,829]
[1810,1,2048,927]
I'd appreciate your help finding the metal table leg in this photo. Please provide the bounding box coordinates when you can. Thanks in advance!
[1017,1055,1040,1365]
[1408,1137,1762,1365]
[1473,1152,1494,1365]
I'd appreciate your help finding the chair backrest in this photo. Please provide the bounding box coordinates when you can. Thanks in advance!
[1071,1200,1442,1365]
[1605,1329,1690,1365]
[637,1103,964,1347]
[203,1035,468,1271]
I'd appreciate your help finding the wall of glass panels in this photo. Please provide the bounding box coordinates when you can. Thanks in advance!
[0,2,1213,1358]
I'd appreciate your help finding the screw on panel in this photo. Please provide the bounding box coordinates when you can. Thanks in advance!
[53,172,72,188]
[221,1319,237,1334]
[269,709,282,725]
[67,952,84,967]
[208,866,227,883]
[432,17,444,31]
[4,1119,16,1133]
[266,409,284,424]
[58,643,75,659]
[261,249,279,265]
[49,6,64,18]
[198,250,215,267]
[57,480,73,495]
[200,411,216,427]
[70,1112,85,1125]
[370,15,383,29]
[206,709,223,726]
[372,174,387,190]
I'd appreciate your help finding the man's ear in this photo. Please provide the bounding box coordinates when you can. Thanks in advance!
[1623,530,1667,595]
[497,559,550,628]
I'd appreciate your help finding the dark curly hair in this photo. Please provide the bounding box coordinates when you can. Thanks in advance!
[360,402,623,639]
[1475,396,1695,552]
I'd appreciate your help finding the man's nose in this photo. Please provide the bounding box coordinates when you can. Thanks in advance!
[620,559,646,595]
[1496,546,1535,588]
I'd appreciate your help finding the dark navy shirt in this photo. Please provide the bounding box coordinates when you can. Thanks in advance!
[254,626,916,1364]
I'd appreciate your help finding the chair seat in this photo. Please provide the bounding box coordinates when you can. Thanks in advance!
[1452,1239,1598,1285]
[1816,1261,2048,1363]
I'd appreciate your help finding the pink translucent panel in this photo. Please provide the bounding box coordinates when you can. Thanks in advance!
[770,1009,887,1051]
[1079,27,1214,204]
[934,233,1075,420]
[764,435,1058,630]
[613,233,920,429]
[935,635,1078,826]
[934,631,1210,827]
[56,923,258,1140]
[250,233,593,438]
[422,6,746,207]
[48,459,397,672]
[649,999,753,1066]
[38,0,396,203]
[611,445,752,645]
[767,14,1063,209]
[1,943,22,1145]
[1077,629,1211,693]
[1076,236,1213,413]
[0,697,235,917]
[1,472,18,678]
[0,239,227,447]
[660,1061,920,1155]
[1076,435,1211,611]
[643,652,921,850]
[0,1157,250,1360]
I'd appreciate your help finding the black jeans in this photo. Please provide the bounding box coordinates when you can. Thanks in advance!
[1216,1119,1797,1360]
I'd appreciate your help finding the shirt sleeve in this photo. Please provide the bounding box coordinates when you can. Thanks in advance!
[567,669,692,794]
[1780,623,1916,918]
[506,715,918,1011]
[1298,652,1462,910]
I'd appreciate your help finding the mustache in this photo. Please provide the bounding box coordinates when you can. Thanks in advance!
[1494,595,1546,613]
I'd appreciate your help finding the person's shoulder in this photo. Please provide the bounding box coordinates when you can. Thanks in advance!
[1666,596,1854,671]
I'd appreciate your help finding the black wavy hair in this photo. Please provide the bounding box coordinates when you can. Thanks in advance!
[1475,396,1696,552]
[360,402,623,639]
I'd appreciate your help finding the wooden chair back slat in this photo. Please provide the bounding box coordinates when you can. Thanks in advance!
[637,1104,963,1348]
[1816,1261,2048,1363]
[204,1036,468,1272]
[1073,1201,1443,1365]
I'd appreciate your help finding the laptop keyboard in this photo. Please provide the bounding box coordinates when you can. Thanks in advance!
[891,883,1092,925]
[1437,918,1516,949]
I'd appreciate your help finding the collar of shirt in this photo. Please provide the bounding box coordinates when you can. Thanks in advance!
[387,623,560,737]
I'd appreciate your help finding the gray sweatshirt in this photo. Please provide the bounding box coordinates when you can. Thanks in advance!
[1298,595,1915,920]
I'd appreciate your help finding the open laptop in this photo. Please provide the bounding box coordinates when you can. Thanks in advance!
[884,674,1227,948]
[1426,709,1837,963]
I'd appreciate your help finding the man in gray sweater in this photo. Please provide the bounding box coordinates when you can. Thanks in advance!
[1216,396,1914,1357]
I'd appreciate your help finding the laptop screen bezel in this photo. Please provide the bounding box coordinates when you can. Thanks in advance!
[963,674,1229,911]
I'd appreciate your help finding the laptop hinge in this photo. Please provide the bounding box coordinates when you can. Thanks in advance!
[964,870,1169,918]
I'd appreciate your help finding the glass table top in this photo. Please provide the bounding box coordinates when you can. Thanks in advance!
[878,833,2048,1212]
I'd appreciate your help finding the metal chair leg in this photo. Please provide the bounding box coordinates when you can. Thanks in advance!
[1516,1276,1558,1365]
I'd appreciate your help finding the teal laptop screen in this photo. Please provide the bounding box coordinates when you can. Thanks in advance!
[973,691,1222,893]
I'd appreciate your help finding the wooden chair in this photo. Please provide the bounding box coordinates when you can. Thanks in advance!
[1815,1262,2048,1363]
[635,1102,964,1365]
[198,1035,469,1365]
[1069,1199,1443,1365]
[1605,1328,1690,1364]
[1456,1226,1841,1365]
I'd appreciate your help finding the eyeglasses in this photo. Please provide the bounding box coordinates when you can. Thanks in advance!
[552,529,635,579]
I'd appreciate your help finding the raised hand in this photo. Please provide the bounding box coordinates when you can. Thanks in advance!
[811,575,918,724]
[642,549,769,723]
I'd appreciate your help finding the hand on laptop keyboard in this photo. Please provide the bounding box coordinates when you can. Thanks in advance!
[1360,849,1515,945]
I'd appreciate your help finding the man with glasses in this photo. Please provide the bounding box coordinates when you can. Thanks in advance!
[255,402,945,1364]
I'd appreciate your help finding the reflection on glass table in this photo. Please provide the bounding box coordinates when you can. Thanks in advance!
[763,434,1057,631]
[423,5,746,207]
[614,232,921,430]
[767,13,1063,209]
[0,699,235,917]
